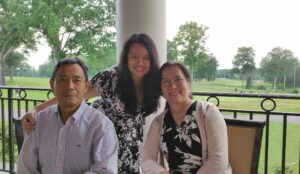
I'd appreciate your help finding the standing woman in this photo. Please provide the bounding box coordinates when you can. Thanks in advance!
[141,62,232,174]
[21,33,161,173]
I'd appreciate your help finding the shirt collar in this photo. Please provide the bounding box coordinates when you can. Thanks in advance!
[54,100,88,122]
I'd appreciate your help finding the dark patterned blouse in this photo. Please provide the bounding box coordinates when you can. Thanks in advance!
[161,101,202,174]
[90,66,145,174]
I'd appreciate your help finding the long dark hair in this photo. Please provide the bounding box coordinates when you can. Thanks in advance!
[117,33,160,116]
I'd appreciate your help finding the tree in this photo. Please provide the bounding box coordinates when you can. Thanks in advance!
[260,47,298,90]
[173,21,208,79]
[30,0,116,63]
[167,39,179,61]
[294,65,300,87]
[15,65,37,77]
[232,46,256,89]
[292,63,300,88]
[217,69,232,79]
[38,60,55,78]
[203,54,218,81]
[281,52,298,90]
[84,45,116,77]
[0,0,36,85]
[194,52,218,81]
[4,51,27,80]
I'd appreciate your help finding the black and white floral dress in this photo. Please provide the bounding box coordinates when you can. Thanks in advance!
[161,101,202,174]
[91,66,145,174]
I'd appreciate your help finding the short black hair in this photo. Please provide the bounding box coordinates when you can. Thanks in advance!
[51,57,89,81]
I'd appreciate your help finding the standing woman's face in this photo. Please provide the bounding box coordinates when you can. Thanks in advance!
[127,43,151,81]
[160,66,191,105]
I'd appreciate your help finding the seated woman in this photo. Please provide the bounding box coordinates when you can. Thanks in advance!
[141,62,232,174]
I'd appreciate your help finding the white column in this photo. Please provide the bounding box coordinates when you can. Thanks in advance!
[116,0,166,64]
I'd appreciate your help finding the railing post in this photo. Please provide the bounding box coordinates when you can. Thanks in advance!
[7,88,14,174]
[1,95,6,171]
[281,114,287,174]
[264,113,270,174]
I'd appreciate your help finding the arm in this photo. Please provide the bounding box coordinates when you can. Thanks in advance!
[197,104,231,174]
[16,132,41,174]
[21,86,100,134]
[87,119,118,174]
[20,97,57,134]
[141,116,168,174]
[84,84,100,100]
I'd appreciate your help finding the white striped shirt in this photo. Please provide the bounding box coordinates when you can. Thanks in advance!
[17,101,118,174]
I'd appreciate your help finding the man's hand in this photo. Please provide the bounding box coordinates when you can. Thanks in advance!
[21,109,36,135]
[159,171,169,174]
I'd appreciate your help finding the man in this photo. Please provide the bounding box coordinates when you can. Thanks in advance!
[17,58,118,174]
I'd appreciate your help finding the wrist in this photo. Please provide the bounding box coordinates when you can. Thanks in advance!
[30,108,37,114]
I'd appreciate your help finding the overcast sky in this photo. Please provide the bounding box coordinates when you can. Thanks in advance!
[28,0,300,69]
[166,0,300,68]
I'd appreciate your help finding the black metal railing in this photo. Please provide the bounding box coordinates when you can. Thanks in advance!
[0,87,299,173]
[0,87,51,174]
[193,92,300,174]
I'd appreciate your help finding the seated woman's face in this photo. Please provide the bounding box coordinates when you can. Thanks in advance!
[160,66,190,105]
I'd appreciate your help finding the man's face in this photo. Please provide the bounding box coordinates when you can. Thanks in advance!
[50,64,89,110]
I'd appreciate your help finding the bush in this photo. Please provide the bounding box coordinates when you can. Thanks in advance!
[0,121,19,163]
[276,83,284,90]
[257,85,266,90]
[292,89,299,94]
[274,165,295,174]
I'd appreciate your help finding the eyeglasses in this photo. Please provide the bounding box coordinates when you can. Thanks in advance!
[161,77,184,87]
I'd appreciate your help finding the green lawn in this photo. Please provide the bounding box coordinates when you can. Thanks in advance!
[2,76,300,173]
[6,77,50,88]
[258,123,300,173]
[193,78,300,113]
